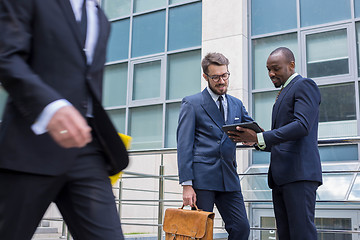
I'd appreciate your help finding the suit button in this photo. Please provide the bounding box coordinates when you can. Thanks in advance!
[217,140,220,144]
[81,101,88,109]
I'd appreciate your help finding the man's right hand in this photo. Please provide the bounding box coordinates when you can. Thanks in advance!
[47,106,92,148]
[182,185,196,207]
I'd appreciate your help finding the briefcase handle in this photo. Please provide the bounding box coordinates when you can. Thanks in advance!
[181,204,200,211]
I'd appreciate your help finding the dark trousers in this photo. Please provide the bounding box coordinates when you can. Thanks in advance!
[272,180,319,240]
[195,189,250,240]
[0,139,124,240]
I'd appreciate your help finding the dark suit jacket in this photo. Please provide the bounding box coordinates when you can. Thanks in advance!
[0,0,128,176]
[262,75,322,188]
[177,89,253,191]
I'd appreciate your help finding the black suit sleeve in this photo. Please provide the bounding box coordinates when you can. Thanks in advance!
[0,0,62,122]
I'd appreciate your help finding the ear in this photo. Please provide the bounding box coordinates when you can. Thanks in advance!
[289,61,295,70]
[203,73,209,82]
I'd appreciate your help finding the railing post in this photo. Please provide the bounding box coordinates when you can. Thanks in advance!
[118,179,123,217]
[158,154,165,240]
[60,221,66,239]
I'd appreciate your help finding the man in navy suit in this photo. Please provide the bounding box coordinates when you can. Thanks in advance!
[0,0,128,239]
[230,47,322,239]
[177,52,252,240]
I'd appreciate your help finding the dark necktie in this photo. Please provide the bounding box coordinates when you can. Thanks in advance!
[275,87,284,102]
[79,0,87,47]
[218,96,225,120]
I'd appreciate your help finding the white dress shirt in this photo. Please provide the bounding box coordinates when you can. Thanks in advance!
[32,0,99,134]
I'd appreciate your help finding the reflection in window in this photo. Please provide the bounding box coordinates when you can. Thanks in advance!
[0,87,7,119]
[102,0,131,19]
[252,34,298,90]
[300,0,350,27]
[131,11,165,57]
[251,0,296,36]
[133,60,161,100]
[319,83,355,122]
[103,63,128,107]
[260,217,277,240]
[129,105,163,150]
[317,174,353,200]
[167,50,201,100]
[168,2,202,51]
[107,109,126,133]
[165,103,181,148]
[106,19,130,62]
[133,0,166,13]
[306,29,349,78]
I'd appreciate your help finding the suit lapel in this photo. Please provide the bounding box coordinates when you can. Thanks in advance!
[226,95,236,125]
[201,89,224,129]
[89,5,109,69]
[272,75,300,129]
[57,0,86,59]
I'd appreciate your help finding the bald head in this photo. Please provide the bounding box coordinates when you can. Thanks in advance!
[269,47,295,63]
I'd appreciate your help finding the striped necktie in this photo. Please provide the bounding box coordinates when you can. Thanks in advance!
[275,87,284,102]
[79,0,87,47]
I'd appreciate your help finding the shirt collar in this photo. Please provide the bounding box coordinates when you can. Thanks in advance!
[283,72,298,88]
[206,87,226,103]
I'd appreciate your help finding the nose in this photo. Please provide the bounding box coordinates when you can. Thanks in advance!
[269,70,275,78]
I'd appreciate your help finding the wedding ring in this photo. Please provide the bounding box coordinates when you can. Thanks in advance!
[59,130,68,134]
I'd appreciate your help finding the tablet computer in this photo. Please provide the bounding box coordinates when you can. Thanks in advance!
[222,121,262,135]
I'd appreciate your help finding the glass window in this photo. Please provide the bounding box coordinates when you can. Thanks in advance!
[300,0,351,27]
[315,218,352,240]
[252,34,298,90]
[165,103,181,148]
[168,2,202,51]
[107,19,130,62]
[306,29,349,78]
[319,145,358,162]
[251,0,296,36]
[132,60,161,100]
[356,0,360,18]
[252,150,270,165]
[167,50,201,100]
[131,11,166,58]
[0,87,7,119]
[356,22,360,77]
[129,105,163,149]
[108,109,126,133]
[103,63,128,107]
[102,0,131,19]
[349,175,360,200]
[170,0,189,4]
[133,0,166,13]
[319,83,356,122]
[241,167,271,200]
[253,91,277,131]
[317,173,353,200]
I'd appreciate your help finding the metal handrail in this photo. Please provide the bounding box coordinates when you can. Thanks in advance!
[40,136,360,240]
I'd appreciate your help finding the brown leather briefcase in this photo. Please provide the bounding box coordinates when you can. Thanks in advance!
[163,205,215,240]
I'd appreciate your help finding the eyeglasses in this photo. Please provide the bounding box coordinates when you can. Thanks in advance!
[205,72,230,82]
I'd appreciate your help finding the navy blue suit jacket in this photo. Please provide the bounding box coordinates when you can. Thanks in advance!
[0,0,128,176]
[262,75,322,188]
[177,89,253,192]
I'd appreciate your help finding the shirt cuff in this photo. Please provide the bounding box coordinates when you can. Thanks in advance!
[31,99,72,135]
[257,132,266,150]
[181,180,193,186]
